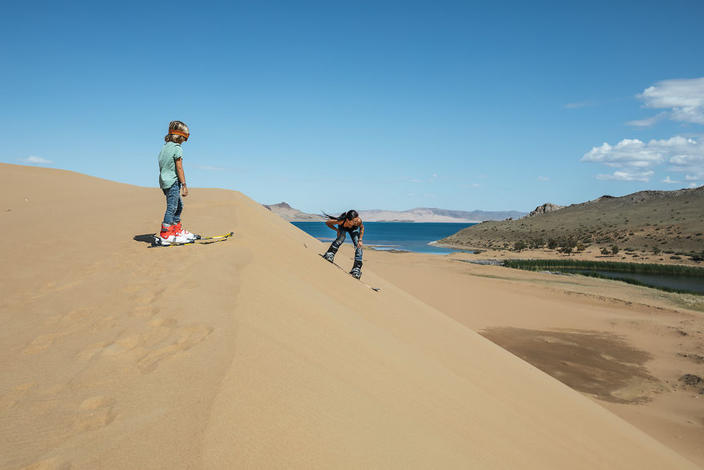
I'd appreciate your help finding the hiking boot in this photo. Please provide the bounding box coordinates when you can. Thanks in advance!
[323,252,335,262]
[173,222,199,241]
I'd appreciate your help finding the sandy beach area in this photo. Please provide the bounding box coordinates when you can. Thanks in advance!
[365,248,704,466]
[1,163,701,469]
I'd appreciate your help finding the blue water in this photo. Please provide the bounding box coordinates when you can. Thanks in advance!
[292,222,476,254]
[558,268,704,295]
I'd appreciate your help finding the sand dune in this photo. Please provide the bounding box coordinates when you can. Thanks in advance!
[0,163,698,469]
[368,249,704,466]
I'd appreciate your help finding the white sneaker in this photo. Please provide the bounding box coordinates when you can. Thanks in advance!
[174,222,198,241]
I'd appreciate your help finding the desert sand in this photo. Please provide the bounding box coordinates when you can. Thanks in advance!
[1,163,701,469]
[367,249,704,467]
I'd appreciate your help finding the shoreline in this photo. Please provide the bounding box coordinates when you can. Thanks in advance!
[433,241,704,267]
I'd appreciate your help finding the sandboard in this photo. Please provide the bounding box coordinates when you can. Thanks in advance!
[151,231,234,247]
[319,254,380,292]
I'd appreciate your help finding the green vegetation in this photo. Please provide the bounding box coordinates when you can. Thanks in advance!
[503,259,704,295]
[503,259,704,276]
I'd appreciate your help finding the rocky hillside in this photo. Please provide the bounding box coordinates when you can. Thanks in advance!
[263,202,324,221]
[527,203,564,217]
[440,187,704,256]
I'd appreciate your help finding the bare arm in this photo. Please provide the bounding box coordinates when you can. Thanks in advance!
[175,158,188,197]
[325,219,339,231]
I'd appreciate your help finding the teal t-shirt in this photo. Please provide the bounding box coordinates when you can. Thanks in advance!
[158,142,183,189]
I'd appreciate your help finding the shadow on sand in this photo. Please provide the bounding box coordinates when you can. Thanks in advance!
[133,234,156,245]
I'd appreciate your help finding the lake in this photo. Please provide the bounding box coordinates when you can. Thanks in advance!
[556,268,704,295]
[292,222,475,254]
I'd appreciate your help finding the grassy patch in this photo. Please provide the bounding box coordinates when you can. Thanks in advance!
[503,259,704,295]
[504,259,704,276]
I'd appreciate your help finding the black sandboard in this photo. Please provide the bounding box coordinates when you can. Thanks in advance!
[319,254,380,292]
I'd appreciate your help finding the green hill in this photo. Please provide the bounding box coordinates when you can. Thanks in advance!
[440,186,704,258]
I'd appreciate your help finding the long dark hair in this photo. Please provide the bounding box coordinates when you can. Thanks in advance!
[323,210,358,222]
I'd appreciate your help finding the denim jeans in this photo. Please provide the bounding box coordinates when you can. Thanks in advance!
[162,182,182,225]
[326,229,363,264]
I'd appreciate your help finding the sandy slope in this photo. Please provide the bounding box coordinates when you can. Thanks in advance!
[0,163,699,469]
[367,249,704,467]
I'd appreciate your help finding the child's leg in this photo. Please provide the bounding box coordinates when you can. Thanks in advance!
[162,183,180,226]
[173,184,183,224]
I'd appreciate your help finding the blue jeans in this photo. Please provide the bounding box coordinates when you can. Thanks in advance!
[162,182,182,225]
[326,229,363,264]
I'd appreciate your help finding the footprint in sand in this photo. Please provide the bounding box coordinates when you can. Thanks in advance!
[76,318,212,373]
[102,333,144,356]
[132,304,161,318]
[130,287,166,318]
[22,334,57,355]
[20,457,71,470]
[74,395,116,432]
[75,341,110,361]
[137,324,213,373]
[0,383,36,412]
[26,309,98,355]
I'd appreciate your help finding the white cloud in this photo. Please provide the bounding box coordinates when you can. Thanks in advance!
[668,148,704,181]
[564,100,595,109]
[582,138,665,168]
[636,77,704,125]
[408,174,439,184]
[597,170,654,182]
[537,176,550,181]
[662,176,680,184]
[626,113,667,127]
[582,136,704,182]
[19,155,52,165]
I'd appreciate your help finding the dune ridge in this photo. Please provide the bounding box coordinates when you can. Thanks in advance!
[0,163,698,469]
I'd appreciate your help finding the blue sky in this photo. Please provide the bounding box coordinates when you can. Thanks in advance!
[2,0,703,212]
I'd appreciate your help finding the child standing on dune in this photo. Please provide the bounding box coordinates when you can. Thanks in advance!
[156,120,198,245]
[322,210,365,278]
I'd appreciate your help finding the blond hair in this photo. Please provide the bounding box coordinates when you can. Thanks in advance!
[164,120,189,143]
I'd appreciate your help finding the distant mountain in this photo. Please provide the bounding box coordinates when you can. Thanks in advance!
[262,202,324,221]
[263,203,526,223]
[359,208,526,223]
[439,186,704,255]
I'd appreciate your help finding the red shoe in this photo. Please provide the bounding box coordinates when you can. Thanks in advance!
[173,221,198,241]
[158,223,188,245]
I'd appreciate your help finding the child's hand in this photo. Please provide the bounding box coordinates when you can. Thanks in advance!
[181,185,189,197]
